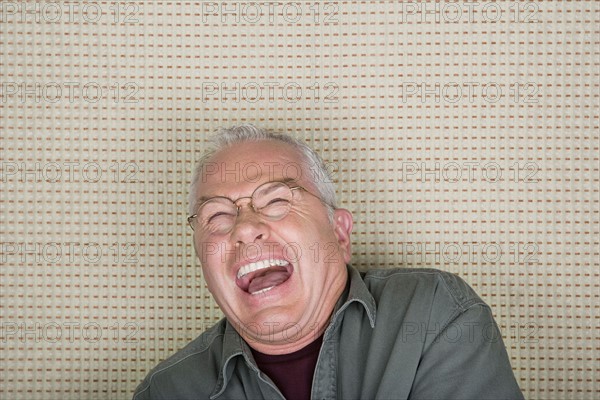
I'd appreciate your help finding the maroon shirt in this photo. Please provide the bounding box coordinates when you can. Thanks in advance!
[251,335,324,400]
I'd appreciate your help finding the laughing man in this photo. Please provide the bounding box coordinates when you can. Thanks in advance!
[133,124,524,400]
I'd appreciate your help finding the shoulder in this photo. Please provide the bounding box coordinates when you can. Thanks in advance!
[362,267,485,310]
[133,319,227,399]
[358,267,490,332]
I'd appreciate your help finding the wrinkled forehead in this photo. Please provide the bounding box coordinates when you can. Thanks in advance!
[197,140,315,197]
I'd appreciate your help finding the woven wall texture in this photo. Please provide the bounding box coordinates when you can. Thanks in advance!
[1,1,598,399]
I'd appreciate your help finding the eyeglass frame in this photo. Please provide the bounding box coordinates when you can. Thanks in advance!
[187,180,328,233]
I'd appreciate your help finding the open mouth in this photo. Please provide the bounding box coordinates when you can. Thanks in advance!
[236,259,293,295]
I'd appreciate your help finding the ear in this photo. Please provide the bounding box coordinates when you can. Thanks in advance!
[332,208,353,264]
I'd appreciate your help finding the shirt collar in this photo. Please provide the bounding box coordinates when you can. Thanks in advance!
[211,264,377,398]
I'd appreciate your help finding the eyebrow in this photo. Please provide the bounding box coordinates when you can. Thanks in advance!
[281,177,297,185]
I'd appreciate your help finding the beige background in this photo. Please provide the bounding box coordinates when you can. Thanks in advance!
[1,1,598,399]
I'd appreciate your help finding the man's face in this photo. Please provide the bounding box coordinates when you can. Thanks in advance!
[192,140,352,353]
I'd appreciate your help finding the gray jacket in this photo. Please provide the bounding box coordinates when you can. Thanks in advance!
[134,266,524,399]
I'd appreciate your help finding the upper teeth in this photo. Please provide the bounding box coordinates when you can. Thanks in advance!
[237,259,288,279]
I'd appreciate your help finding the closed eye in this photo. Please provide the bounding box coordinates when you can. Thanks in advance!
[206,211,236,223]
[265,197,290,206]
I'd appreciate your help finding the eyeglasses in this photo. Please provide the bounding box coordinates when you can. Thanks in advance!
[187,181,325,234]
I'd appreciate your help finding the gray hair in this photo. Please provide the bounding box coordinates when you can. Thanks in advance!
[188,124,337,221]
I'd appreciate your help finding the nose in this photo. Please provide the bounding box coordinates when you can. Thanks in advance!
[229,199,269,245]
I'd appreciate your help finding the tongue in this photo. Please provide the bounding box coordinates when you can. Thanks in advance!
[248,266,290,294]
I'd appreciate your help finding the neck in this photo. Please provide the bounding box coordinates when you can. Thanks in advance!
[246,321,328,355]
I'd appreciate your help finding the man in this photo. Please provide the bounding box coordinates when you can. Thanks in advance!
[133,124,524,399]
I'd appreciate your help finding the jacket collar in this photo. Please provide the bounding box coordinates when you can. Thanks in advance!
[331,264,377,328]
[210,321,251,398]
[211,264,377,398]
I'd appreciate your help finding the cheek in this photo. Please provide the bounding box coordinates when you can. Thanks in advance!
[201,265,228,299]
[287,206,331,232]
[280,215,339,263]
[200,264,215,285]
[276,217,322,251]
[197,248,222,282]
[195,237,222,264]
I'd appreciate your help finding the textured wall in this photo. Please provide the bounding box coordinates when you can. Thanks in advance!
[1,1,598,399]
